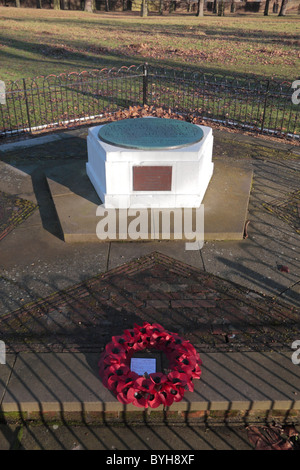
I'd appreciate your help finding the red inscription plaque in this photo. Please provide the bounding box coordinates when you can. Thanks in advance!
[133,166,172,191]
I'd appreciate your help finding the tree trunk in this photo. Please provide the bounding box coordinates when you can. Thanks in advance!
[15,0,20,6]
[278,0,288,15]
[159,0,163,14]
[84,0,95,11]
[141,0,148,16]
[105,0,109,11]
[36,0,42,7]
[212,0,217,13]
[230,0,236,12]
[196,0,204,16]
[264,0,270,15]
[218,0,225,15]
[53,0,60,8]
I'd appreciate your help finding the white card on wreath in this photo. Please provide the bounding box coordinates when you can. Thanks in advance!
[130,357,156,376]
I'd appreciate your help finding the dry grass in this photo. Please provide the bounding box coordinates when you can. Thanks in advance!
[0,8,299,81]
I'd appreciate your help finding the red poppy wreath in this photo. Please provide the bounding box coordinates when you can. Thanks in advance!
[98,322,202,408]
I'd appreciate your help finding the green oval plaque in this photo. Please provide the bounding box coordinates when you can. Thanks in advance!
[98,118,204,150]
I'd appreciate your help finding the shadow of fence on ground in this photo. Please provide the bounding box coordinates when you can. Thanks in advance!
[0,345,299,449]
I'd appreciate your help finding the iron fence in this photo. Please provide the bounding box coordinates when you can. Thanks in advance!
[0,63,299,140]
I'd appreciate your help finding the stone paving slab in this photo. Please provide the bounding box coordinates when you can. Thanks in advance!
[0,252,299,355]
[0,191,36,242]
[1,351,299,418]
[0,355,15,403]
[0,424,20,450]
[17,423,254,450]
[0,128,299,427]
[0,127,298,313]
[46,160,252,242]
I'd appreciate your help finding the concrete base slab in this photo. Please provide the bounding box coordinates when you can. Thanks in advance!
[1,351,299,420]
[45,160,252,243]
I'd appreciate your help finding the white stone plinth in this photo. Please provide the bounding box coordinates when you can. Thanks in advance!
[86,123,214,208]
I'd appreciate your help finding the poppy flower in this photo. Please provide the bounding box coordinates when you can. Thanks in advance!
[116,372,139,394]
[190,363,202,380]
[162,383,185,403]
[171,340,195,353]
[116,389,131,404]
[120,329,138,351]
[134,376,155,393]
[167,370,189,387]
[126,388,148,408]
[149,372,168,387]
[135,322,165,338]
[171,351,197,370]
[133,322,166,348]
[146,389,163,408]
[105,363,130,380]
[157,389,175,407]
[133,322,151,340]
[105,342,127,356]
[168,369,194,392]
[111,333,134,349]
[115,374,140,404]
[149,330,175,349]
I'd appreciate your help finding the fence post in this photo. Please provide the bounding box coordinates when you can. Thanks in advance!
[22,78,32,133]
[261,79,270,134]
[142,62,148,106]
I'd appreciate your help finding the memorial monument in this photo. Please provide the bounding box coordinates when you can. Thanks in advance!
[86,117,214,209]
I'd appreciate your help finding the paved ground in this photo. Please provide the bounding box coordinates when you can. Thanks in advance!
[2,422,300,451]
[0,251,299,353]
[0,127,299,316]
[0,126,299,450]
[0,423,256,450]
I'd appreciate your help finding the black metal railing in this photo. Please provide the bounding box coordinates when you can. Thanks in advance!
[0,63,299,140]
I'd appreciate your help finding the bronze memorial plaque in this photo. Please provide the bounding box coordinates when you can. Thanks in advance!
[133,166,172,191]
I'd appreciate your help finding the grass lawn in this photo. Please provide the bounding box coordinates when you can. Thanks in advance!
[0,8,300,82]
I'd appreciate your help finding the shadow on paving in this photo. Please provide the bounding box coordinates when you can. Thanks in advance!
[0,191,36,242]
[1,422,254,451]
[0,254,299,446]
[0,252,299,354]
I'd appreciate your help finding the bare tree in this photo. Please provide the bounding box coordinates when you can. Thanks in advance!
[84,0,96,11]
[264,0,271,14]
[278,0,289,15]
[196,0,204,16]
[141,0,148,16]
[218,0,225,15]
